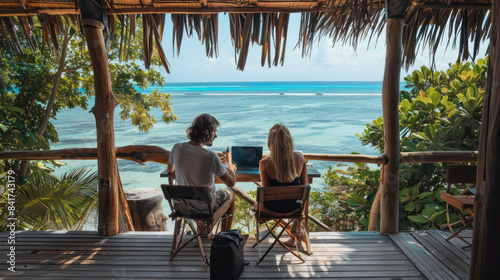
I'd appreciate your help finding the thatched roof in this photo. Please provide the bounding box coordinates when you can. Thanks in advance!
[0,0,492,71]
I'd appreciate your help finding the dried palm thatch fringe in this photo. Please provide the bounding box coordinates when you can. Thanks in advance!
[0,14,76,57]
[402,7,490,69]
[295,0,490,70]
[0,0,493,71]
[143,13,170,72]
[230,12,290,70]
[203,14,219,58]
[17,16,36,54]
[171,14,218,58]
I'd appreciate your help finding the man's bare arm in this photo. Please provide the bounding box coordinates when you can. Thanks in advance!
[219,168,236,187]
[167,163,175,173]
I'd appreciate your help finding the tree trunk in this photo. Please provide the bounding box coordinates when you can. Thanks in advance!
[83,19,127,236]
[380,18,403,234]
[470,1,500,278]
[125,188,168,231]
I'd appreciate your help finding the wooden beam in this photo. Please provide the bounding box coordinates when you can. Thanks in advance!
[404,0,426,24]
[302,153,388,164]
[0,0,493,17]
[470,0,500,278]
[0,3,327,17]
[0,9,78,16]
[0,145,171,164]
[400,151,477,163]
[421,2,491,9]
[3,149,479,165]
[380,18,403,234]
[2,149,479,166]
[386,0,411,18]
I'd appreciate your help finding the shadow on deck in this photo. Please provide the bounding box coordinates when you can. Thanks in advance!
[0,230,471,279]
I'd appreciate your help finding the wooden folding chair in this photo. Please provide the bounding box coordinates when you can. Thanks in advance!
[439,165,476,246]
[160,184,231,265]
[253,184,312,265]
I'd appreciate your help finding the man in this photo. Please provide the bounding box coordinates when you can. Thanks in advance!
[167,113,237,232]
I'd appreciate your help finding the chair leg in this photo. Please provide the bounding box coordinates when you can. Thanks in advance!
[170,219,209,265]
[257,219,305,265]
[170,218,184,261]
[256,219,262,261]
[446,203,456,233]
[268,220,305,262]
[188,220,209,266]
[253,220,281,248]
[446,217,473,241]
[301,217,313,255]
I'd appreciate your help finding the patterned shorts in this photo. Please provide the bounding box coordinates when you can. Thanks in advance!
[174,189,232,216]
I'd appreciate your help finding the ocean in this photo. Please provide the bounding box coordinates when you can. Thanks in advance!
[51,81,398,228]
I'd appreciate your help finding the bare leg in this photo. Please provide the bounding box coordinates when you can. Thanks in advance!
[221,199,235,231]
[285,219,299,247]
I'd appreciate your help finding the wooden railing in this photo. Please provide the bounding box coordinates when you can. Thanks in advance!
[0,147,478,232]
[303,153,388,164]
[302,151,478,165]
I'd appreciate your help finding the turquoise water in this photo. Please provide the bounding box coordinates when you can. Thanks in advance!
[51,81,395,228]
[51,81,397,187]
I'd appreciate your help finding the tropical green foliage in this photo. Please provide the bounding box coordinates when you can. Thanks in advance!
[322,59,485,231]
[1,16,177,177]
[232,190,256,235]
[310,162,380,231]
[398,186,453,230]
[0,47,59,153]
[358,59,486,154]
[0,168,98,231]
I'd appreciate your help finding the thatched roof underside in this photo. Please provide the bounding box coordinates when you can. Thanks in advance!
[0,0,492,71]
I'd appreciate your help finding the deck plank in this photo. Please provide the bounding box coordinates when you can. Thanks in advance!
[434,230,473,257]
[408,232,468,279]
[389,231,472,280]
[0,230,469,279]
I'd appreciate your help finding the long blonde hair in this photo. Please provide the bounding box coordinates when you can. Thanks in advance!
[267,124,297,183]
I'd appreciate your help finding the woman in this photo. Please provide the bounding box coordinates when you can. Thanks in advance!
[259,124,308,247]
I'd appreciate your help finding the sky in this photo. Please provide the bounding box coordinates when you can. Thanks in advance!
[157,14,489,83]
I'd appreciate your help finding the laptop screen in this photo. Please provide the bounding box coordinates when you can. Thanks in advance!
[231,146,263,168]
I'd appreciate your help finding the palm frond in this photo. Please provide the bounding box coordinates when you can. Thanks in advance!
[11,167,98,231]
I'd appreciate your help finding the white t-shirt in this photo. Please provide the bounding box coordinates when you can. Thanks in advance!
[168,142,227,214]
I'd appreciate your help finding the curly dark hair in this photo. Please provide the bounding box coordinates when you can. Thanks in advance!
[186,114,220,143]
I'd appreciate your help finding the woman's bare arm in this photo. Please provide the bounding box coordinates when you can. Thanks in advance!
[259,160,270,188]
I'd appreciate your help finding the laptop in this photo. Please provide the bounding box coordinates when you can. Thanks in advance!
[231,146,263,174]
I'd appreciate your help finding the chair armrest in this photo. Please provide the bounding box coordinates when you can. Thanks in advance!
[212,199,232,222]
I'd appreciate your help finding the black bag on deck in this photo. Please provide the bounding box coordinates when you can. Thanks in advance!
[210,229,245,280]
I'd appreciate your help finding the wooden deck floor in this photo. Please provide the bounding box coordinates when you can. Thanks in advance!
[0,230,471,279]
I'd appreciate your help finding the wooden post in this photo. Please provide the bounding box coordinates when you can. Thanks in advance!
[380,18,403,234]
[83,21,125,235]
[470,0,500,278]
[80,0,130,235]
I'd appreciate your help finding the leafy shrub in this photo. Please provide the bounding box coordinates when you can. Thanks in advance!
[232,190,256,235]
[310,162,380,231]
[321,59,485,231]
